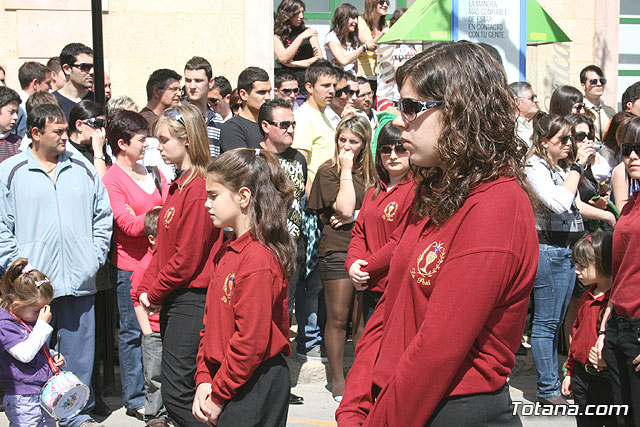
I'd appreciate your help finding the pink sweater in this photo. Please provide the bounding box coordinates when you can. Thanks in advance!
[102,163,167,271]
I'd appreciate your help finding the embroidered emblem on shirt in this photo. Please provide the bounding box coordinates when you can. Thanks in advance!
[382,201,399,222]
[221,273,235,304]
[163,206,175,229]
[411,241,446,286]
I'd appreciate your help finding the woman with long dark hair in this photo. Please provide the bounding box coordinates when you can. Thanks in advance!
[357,0,389,90]
[337,41,539,425]
[325,3,376,73]
[549,85,588,116]
[274,0,323,91]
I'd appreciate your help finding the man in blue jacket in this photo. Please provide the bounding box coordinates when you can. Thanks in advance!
[0,104,112,427]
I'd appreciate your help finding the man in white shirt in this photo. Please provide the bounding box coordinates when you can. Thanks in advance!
[509,81,539,149]
[580,65,616,141]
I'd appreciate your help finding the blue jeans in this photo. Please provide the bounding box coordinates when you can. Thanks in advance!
[50,295,95,427]
[294,265,325,353]
[141,332,167,423]
[3,394,56,427]
[530,244,575,398]
[115,268,145,410]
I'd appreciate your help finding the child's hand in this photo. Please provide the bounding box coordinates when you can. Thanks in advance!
[349,259,370,290]
[53,353,65,368]
[139,293,161,316]
[193,383,213,423]
[38,305,52,323]
[561,375,572,396]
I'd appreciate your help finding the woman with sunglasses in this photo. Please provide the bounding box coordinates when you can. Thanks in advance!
[308,114,376,402]
[346,121,414,332]
[357,0,390,92]
[549,85,590,117]
[137,104,224,426]
[325,3,376,73]
[525,113,597,406]
[68,100,110,178]
[594,117,640,427]
[274,0,323,92]
[337,41,539,425]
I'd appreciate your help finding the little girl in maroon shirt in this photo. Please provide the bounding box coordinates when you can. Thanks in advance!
[193,149,296,427]
[561,232,615,426]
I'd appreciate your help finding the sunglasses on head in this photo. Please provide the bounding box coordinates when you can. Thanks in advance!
[266,120,296,130]
[81,117,106,128]
[574,131,594,142]
[588,78,607,86]
[164,109,185,126]
[621,143,640,157]
[397,98,443,122]
[335,87,358,97]
[72,63,94,73]
[280,87,299,96]
[378,143,407,155]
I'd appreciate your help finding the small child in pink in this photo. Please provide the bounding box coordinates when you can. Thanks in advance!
[130,207,167,427]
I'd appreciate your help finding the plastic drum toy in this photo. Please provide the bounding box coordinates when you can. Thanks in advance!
[40,371,90,420]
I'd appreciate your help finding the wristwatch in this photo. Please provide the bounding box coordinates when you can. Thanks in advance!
[93,155,106,161]
[569,162,584,175]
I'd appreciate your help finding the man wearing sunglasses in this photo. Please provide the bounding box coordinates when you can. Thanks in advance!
[274,72,301,113]
[509,81,539,148]
[53,43,96,121]
[580,65,615,142]
[208,76,233,123]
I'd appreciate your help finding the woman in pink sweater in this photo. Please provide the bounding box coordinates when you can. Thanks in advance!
[102,110,168,419]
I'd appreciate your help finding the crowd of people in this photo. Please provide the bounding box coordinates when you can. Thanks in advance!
[0,1,639,427]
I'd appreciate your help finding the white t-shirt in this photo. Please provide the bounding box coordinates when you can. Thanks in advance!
[325,31,358,73]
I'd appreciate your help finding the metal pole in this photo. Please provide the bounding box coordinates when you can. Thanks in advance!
[91,0,105,105]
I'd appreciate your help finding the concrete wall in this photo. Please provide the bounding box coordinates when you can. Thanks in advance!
[0,0,273,108]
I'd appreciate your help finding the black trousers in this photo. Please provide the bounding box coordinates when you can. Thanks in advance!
[217,354,290,427]
[426,382,522,427]
[571,362,616,427]
[361,290,383,325]
[603,311,640,427]
[160,288,208,427]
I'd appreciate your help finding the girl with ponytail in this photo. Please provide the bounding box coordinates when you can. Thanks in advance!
[193,148,295,426]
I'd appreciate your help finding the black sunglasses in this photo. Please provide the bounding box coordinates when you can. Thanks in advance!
[378,143,407,155]
[207,98,220,107]
[621,143,640,157]
[560,135,574,145]
[81,117,106,128]
[280,87,299,96]
[379,0,390,4]
[72,63,94,73]
[397,99,443,122]
[335,87,358,97]
[267,120,296,130]
[588,78,607,86]
[573,103,585,112]
[574,131,594,142]
[164,109,185,126]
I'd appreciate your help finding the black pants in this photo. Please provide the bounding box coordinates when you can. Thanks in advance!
[217,354,290,427]
[571,362,616,427]
[426,382,522,427]
[160,288,208,427]
[361,290,382,325]
[603,311,640,427]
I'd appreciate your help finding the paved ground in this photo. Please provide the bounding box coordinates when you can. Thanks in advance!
[0,349,577,426]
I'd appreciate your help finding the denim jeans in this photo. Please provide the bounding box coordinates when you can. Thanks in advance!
[3,394,56,427]
[530,243,575,398]
[115,268,145,410]
[141,332,168,424]
[294,266,325,353]
[50,295,95,427]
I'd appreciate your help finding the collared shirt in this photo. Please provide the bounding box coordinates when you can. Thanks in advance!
[516,115,534,149]
[584,98,615,141]
[291,103,334,183]
[195,231,290,405]
[206,108,223,158]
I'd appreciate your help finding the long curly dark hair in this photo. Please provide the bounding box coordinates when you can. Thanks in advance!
[395,41,532,225]
[274,0,306,41]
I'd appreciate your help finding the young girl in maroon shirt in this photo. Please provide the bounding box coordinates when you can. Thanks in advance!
[561,232,615,427]
[336,41,539,426]
[193,149,296,427]
[346,120,414,333]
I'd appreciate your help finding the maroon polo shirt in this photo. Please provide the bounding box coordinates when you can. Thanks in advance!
[138,173,223,305]
[195,231,290,406]
[346,176,415,293]
[611,194,640,318]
